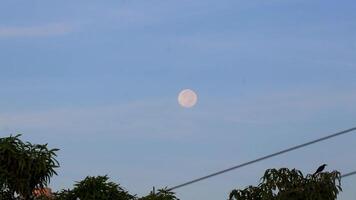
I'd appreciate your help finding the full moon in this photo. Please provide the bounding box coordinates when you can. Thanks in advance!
[178,89,198,108]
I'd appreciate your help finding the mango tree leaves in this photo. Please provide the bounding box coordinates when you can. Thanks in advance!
[54,175,135,200]
[139,188,179,200]
[0,134,59,199]
[229,168,342,200]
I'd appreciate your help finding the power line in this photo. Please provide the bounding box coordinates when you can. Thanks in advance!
[168,126,356,191]
[341,170,356,178]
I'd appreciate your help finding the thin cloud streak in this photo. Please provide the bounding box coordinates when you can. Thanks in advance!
[0,23,73,38]
[1,89,355,138]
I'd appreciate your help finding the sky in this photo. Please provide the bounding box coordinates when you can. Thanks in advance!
[0,0,356,199]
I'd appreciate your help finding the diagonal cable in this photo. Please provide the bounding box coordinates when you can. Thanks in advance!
[168,126,356,191]
[341,170,356,178]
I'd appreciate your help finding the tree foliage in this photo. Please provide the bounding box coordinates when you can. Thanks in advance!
[54,177,180,200]
[139,188,179,200]
[229,168,342,200]
[6,135,344,200]
[54,175,135,200]
[53,175,180,200]
[0,134,59,199]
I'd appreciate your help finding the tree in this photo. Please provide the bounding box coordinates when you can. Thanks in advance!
[0,184,16,200]
[0,134,59,199]
[54,175,135,200]
[53,189,76,200]
[229,168,342,200]
[139,188,179,200]
[54,177,180,200]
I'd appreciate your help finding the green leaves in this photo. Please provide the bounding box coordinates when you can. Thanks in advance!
[54,176,179,200]
[2,134,343,200]
[54,175,136,200]
[229,168,342,200]
[0,134,59,199]
[0,134,179,200]
[139,188,179,200]
[54,178,180,200]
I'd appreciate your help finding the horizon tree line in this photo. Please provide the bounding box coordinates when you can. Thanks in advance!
[0,134,344,200]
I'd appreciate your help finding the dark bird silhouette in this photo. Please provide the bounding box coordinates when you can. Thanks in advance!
[313,164,327,175]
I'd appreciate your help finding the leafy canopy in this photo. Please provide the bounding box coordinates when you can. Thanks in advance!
[54,175,135,200]
[229,168,342,200]
[54,176,180,200]
[139,188,179,200]
[0,134,59,199]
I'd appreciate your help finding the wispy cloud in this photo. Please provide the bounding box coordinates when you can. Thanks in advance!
[223,89,356,124]
[0,23,73,38]
[0,99,204,139]
[1,88,355,138]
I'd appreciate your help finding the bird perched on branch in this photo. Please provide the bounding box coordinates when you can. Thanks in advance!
[313,164,327,175]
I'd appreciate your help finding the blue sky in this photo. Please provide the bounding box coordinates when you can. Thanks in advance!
[0,0,356,199]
